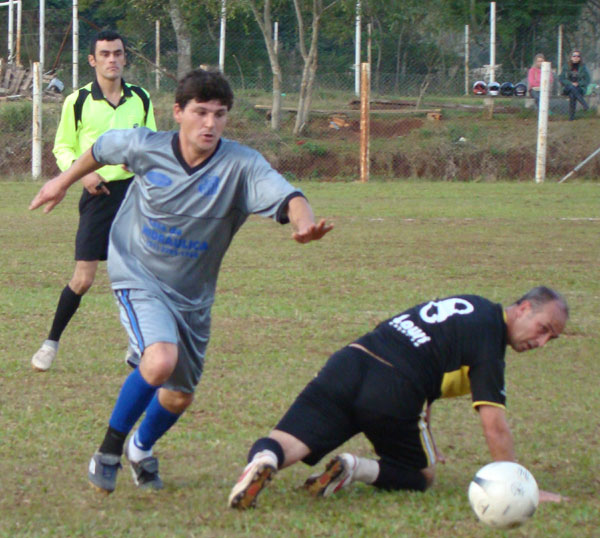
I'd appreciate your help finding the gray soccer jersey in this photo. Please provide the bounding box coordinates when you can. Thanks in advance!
[92,127,301,310]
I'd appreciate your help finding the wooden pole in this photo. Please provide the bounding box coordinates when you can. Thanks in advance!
[32,62,42,179]
[155,20,160,90]
[464,24,469,95]
[72,0,78,89]
[218,0,226,73]
[557,25,563,96]
[359,62,370,183]
[15,0,21,65]
[489,1,496,84]
[354,1,361,96]
[535,62,551,183]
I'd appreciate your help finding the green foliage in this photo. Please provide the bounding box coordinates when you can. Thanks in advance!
[0,102,31,133]
[300,141,328,157]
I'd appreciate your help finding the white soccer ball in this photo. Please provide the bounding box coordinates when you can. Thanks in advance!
[468,461,539,529]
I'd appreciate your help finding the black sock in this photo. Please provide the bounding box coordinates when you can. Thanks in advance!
[247,437,285,468]
[98,426,127,456]
[48,285,82,341]
[373,459,427,491]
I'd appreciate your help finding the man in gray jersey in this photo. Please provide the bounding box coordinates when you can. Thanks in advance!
[30,68,333,494]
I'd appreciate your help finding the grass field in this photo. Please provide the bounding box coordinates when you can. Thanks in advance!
[1,180,599,537]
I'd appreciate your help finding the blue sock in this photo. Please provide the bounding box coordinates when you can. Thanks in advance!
[136,393,181,451]
[108,368,159,434]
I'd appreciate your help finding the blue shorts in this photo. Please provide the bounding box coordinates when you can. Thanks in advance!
[114,288,211,393]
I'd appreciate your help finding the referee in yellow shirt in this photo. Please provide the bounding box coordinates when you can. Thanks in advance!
[31,30,156,372]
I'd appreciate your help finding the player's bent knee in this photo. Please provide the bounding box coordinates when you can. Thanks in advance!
[421,466,436,489]
[68,276,94,295]
[140,342,178,385]
[70,261,99,294]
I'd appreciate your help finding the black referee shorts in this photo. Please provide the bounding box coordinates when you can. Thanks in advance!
[275,346,435,470]
[75,177,133,261]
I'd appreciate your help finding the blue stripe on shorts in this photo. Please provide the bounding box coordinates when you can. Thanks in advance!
[115,289,146,352]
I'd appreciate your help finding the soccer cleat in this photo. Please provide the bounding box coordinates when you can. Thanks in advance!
[303,453,358,497]
[125,443,163,490]
[228,454,277,509]
[31,343,58,372]
[88,452,122,494]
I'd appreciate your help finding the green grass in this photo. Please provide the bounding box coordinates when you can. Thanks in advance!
[1,181,599,537]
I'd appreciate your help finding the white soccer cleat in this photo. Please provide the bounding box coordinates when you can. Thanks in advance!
[228,454,277,510]
[303,453,358,497]
[31,343,58,372]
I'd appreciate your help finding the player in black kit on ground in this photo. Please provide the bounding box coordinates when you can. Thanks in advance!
[229,286,569,509]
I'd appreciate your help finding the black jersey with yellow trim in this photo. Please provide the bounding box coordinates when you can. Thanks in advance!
[353,295,507,408]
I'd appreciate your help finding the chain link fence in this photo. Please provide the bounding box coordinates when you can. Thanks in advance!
[1,5,599,181]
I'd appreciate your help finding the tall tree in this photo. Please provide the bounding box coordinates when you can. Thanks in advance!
[246,0,284,130]
[292,0,323,134]
[169,0,192,79]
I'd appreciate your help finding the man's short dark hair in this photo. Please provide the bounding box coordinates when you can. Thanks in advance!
[90,30,125,56]
[175,69,234,111]
[515,286,569,318]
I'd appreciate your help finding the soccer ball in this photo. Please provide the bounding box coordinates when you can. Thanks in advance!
[468,461,539,529]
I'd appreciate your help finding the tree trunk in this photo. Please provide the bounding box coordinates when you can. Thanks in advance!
[394,30,403,94]
[169,0,192,80]
[272,68,282,131]
[248,0,282,130]
[293,0,322,135]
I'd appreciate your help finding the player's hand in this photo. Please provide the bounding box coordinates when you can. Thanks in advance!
[434,447,446,464]
[29,177,67,213]
[292,219,334,244]
[82,172,110,195]
[539,490,569,503]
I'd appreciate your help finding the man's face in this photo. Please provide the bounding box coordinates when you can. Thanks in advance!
[88,39,126,82]
[173,99,228,158]
[507,300,567,352]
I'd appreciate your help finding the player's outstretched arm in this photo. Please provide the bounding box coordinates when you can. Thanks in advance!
[29,148,102,213]
[478,405,568,503]
[286,196,333,244]
[477,405,516,462]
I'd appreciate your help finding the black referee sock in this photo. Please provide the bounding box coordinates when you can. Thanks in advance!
[247,437,285,468]
[48,285,82,342]
[98,426,128,457]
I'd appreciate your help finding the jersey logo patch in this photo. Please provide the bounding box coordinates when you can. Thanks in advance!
[197,175,220,196]
[389,314,431,347]
[146,171,173,187]
[419,298,474,324]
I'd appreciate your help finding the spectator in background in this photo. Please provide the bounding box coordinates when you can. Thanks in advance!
[528,53,554,109]
[559,49,590,120]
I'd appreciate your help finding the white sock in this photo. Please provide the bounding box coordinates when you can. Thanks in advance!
[252,449,278,468]
[43,339,59,351]
[127,431,153,463]
[353,457,379,485]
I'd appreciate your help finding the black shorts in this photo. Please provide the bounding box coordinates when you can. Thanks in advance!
[75,178,133,261]
[275,346,436,470]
